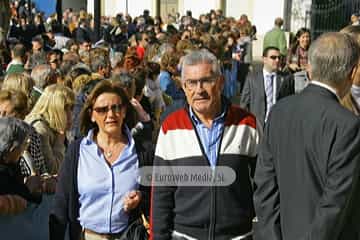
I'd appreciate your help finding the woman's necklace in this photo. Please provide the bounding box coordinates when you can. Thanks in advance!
[103,141,124,159]
[96,133,126,159]
[105,150,113,158]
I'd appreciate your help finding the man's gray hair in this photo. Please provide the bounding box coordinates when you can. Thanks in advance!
[308,32,360,86]
[90,54,110,73]
[31,64,54,89]
[181,49,221,81]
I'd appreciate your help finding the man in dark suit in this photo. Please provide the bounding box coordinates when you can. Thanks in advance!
[253,32,360,240]
[240,46,294,129]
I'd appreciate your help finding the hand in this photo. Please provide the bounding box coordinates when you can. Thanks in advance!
[130,98,150,122]
[25,175,42,195]
[232,52,242,61]
[41,175,57,194]
[300,64,308,71]
[289,63,300,72]
[0,195,27,215]
[123,190,141,213]
[58,131,66,143]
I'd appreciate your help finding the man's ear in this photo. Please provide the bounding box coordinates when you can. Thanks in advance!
[350,63,359,82]
[218,75,225,91]
[181,80,186,91]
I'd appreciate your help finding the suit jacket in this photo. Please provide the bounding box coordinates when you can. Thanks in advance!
[341,92,360,116]
[240,70,294,129]
[253,84,360,240]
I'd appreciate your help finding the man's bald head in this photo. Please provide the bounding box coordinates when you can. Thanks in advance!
[308,32,360,93]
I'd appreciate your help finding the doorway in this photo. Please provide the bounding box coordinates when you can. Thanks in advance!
[160,0,178,21]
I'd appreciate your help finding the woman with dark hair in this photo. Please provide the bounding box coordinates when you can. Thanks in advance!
[286,28,311,73]
[50,80,148,240]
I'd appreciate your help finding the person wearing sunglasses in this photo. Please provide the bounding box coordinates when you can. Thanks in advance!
[50,80,148,240]
[240,46,294,130]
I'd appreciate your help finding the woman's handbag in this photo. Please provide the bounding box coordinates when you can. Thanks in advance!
[119,214,149,240]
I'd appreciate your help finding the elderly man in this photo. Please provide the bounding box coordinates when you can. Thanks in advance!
[151,49,261,240]
[30,64,57,104]
[253,32,360,240]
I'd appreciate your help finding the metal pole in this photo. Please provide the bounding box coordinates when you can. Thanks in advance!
[94,0,101,41]
[56,0,62,24]
[0,0,10,35]
[156,0,161,17]
[126,0,128,15]
[283,0,293,31]
[27,0,32,23]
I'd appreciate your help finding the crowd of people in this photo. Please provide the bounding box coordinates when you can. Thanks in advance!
[1,1,360,240]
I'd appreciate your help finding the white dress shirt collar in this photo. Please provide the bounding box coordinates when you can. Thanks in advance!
[310,81,341,101]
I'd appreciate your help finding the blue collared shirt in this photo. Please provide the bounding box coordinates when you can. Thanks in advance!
[189,107,226,169]
[77,127,139,234]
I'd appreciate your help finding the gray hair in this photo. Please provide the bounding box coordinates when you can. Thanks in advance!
[181,49,221,81]
[30,64,54,89]
[0,117,31,163]
[308,32,360,86]
[90,54,110,73]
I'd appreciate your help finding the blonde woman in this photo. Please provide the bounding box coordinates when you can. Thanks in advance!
[2,72,34,97]
[72,74,92,94]
[2,72,37,109]
[25,84,75,174]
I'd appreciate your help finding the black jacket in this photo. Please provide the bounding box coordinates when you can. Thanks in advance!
[0,164,41,204]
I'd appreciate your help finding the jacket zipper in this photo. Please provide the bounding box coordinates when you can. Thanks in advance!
[187,107,227,240]
[109,167,115,233]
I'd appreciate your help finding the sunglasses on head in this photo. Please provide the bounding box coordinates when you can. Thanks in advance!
[93,103,123,115]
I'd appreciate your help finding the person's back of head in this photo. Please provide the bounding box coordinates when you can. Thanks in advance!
[30,64,56,90]
[340,25,360,44]
[0,89,29,119]
[274,17,284,28]
[2,72,34,97]
[89,53,110,77]
[308,32,360,97]
[0,117,31,164]
[11,44,26,60]
[27,83,75,133]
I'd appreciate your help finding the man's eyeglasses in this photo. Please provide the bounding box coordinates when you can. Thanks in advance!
[93,104,124,115]
[269,55,281,60]
[184,76,217,90]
